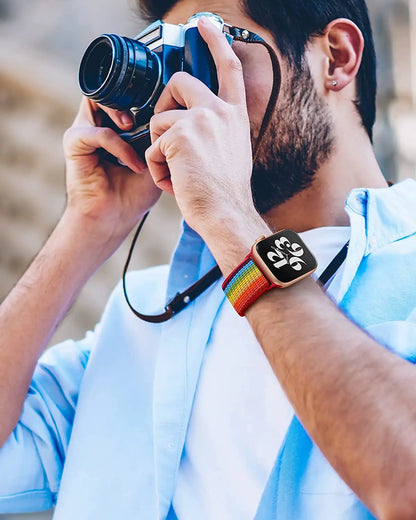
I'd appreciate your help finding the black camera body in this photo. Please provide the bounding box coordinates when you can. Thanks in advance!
[79,12,233,159]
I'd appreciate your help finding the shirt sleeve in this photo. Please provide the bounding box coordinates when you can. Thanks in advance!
[0,331,95,514]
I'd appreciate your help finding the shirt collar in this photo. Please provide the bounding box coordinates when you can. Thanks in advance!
[345,179,416,255]
[166,220,217,300]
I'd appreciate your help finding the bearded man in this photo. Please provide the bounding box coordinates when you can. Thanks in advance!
[1,1,416,519]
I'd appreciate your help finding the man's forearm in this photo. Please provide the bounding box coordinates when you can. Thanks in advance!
[245,279,416,520]
[205,223,416,520]
[0,211,110,448]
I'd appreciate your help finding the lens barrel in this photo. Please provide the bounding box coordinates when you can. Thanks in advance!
[79,34,161,111]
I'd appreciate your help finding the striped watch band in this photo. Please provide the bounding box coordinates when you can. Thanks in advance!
[222,255,273,316]
[222,230,318,316]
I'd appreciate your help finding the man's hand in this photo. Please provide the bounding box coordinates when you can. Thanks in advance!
[63,98,161,250]
[145,17,269,269]
[0,99,162,448]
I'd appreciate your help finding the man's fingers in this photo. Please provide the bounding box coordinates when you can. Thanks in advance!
[154,18,246,115]
[74,97,134,130]
[149,110,189,143]
[197,17,246,105]
[64,126,146,174]
[154,72,214,114]
[145,139,174,195]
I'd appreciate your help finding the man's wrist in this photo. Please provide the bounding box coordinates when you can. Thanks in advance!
[60,206,143,264]
[54,210,117,273]
[221,230,317,316]
[202,213,271,276]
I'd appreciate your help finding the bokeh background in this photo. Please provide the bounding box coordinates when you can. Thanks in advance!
[0,0,415,518]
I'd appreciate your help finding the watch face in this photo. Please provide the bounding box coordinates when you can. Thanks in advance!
[255,230,317,284]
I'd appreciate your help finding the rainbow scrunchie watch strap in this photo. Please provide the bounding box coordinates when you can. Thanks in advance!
[222,255,271,316]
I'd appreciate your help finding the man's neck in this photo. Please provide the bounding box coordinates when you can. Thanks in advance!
[263,136,388,233]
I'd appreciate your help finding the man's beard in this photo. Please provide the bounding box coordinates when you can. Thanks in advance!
[251,64,335,215]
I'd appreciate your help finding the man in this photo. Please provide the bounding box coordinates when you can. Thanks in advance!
[1,0,416,518]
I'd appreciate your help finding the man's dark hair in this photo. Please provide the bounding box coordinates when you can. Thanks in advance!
[137,0,377,141]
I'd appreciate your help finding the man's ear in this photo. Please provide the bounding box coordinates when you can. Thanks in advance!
[322,18,364,91]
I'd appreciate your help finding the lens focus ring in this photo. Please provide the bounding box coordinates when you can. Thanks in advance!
[79,34,161,111]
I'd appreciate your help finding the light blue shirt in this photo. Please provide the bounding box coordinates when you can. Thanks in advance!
[1,180,416,519]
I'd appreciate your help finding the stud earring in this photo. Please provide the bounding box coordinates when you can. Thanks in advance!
[331,80,338,87]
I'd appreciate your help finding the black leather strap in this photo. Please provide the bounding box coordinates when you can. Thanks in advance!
[123,22,348,323]
[226,26,282,163]
[124,263,222,323]
[122,25,282,323]
[122,212,222,323]
[122,28,348,324]
[318,241,349,287]
[123,27,350,323]
[123,213,349,322]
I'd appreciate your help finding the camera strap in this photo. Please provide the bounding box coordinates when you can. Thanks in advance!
[123,211,350,322]
[122,210,224,323]
[224,26,282,163]
[122,26,334,323]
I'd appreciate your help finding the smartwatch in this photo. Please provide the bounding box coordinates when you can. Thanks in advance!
[222,230,317,316]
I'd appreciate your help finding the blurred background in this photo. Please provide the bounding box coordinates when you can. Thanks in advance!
[0,0,415,518]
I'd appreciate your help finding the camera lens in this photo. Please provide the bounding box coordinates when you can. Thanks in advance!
[79,34,161,110]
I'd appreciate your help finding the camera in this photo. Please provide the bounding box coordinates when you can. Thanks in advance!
[78,12,233,159]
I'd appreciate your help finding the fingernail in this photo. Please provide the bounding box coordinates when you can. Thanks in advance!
[133,157,145,173]
[121,112,133,126]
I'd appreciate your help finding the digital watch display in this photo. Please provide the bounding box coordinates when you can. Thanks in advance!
[222,230,317,316]
[252,230,317,286]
